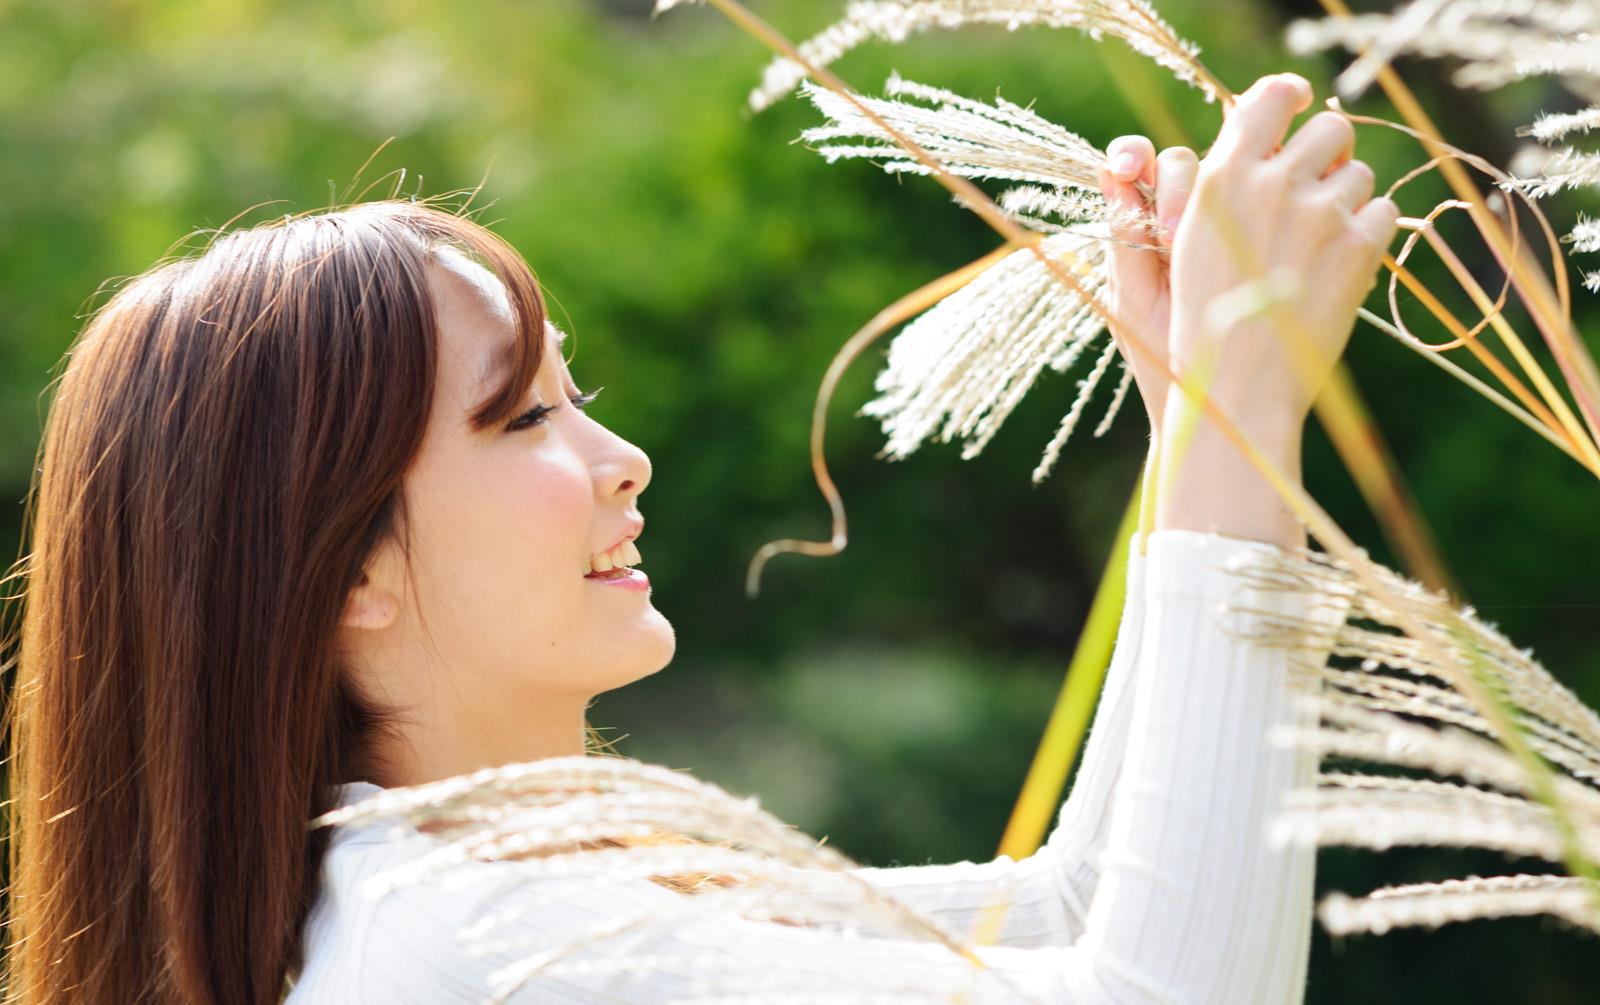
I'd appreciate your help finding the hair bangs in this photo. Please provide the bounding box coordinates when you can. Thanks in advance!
[402,207,549,431]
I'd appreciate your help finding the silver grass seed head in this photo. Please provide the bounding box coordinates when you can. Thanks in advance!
[798,74,1111,198]
[1317,874,1600,937]
[749,1,1219,113]
[1287,1,1600,98]
[1227,541,1600,937]
[1520,106,1600,142]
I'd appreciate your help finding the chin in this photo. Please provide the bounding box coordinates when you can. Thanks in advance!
[603,616,676,691]
[639,617,676,675]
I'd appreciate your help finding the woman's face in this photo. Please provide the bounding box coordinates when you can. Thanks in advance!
[341,248,674,766]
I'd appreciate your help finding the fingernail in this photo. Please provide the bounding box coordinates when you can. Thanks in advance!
[1111,151,1139,177]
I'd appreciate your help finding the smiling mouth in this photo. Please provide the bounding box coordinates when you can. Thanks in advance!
[583,568,633,581]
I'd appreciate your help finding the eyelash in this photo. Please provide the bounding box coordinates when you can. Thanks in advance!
[505,388,603,432]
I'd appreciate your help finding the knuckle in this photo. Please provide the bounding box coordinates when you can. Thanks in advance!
[1308,194,1345,227]
[1192,167,1232,202]
[1256,161,1291,192]
[1194,157,1227,184]
[1344,164,1377,202]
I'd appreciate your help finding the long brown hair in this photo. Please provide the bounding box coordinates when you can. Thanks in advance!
[3,201,554,1003]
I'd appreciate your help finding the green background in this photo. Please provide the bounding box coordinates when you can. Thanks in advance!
[2,0,1597,1000]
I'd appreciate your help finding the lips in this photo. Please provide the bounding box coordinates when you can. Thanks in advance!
[583,566,650,592]
[595,520,644,559]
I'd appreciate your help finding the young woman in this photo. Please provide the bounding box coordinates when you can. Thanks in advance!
[6,72,1396,1002]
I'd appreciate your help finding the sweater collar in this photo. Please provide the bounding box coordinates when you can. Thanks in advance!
[333,779,387,810]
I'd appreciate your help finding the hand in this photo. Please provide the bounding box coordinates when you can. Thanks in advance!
[1153,72,1400,549]
[1096,136,1199,434]
[1167,72,1399,443]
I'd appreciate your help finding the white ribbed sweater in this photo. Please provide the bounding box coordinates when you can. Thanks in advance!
[286,529,1345,1003]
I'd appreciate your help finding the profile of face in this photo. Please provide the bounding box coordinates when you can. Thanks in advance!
[337,247,675,782]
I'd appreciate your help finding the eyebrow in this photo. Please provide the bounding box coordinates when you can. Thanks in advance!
[477,323,568,391]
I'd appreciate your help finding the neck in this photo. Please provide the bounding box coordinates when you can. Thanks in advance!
[364,689,593,789]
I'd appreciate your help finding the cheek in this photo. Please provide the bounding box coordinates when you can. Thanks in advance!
[499,451,592,572]
[407,439,594,612]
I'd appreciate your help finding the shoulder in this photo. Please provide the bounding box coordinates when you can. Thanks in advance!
[289,807,685,1003]
[286,810,442,1002]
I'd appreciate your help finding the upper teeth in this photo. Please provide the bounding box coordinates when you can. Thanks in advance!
[586,540,642,575]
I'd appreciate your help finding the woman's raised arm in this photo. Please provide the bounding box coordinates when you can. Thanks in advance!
[825,67,1399,957]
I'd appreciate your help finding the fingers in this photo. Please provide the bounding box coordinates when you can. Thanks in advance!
[1106,134,1157,186]
[1154,147,1198,246]
[1099,134,1158,256]
[1350,195,1401,252]
[1099,156,1160,291]
[1320,159,1375,214]
[1281,110,1355,179]
[1214,73,1313,161]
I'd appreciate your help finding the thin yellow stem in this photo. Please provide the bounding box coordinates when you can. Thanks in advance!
[1418,226,1600,475]
[967,465,1144,948]
[1360,307,1590,466]
[1314,364,1456,595]
[744,241,1020,597]
[998,468,1143,861]
[1095,36,1195,149]
[1317,0,1600,455]
[1385,252,1573,445]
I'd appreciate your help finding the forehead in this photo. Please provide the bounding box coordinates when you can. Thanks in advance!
[427,248,567,392]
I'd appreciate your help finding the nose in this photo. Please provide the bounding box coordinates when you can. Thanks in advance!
[597,424,651,502]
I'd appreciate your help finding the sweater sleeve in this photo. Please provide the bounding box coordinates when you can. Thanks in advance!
[844,535,1148,948]
[307,528,1349,1003]
[1066,528,1345,1002]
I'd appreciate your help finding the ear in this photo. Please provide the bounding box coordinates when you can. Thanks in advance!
[340,545,404,632]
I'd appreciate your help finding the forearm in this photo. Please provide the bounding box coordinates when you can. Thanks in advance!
[1066,530,1327,1003]
[1153,393,1305,551]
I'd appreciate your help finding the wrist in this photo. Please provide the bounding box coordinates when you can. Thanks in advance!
[1153,397,1305,550]
[1159,381,1304,461]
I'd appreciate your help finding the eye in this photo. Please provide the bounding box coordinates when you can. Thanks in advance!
[504,387,604,432]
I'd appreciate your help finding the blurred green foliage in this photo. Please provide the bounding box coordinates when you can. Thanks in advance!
[2,0,1597,1000]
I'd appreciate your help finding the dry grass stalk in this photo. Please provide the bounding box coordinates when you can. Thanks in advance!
[1286,0,1600,93]
[1289,0,1600,290]
[856,231,1114,472]
[799,74,1146,477]
[313,757,1053,1001]
[677,0,1227,112]
[676,0,1494,587]
[780,0,1594,536]
[1317,873,1600,935]
[314,534,1600,986]
[1230,543,1600,937]
[800,74,1111,194]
